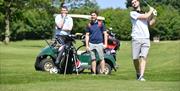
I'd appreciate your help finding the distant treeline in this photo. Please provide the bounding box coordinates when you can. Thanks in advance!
[0,0,179,41]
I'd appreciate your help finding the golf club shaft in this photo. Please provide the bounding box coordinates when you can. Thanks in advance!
[143,0,151,7]
[142,0,157,16]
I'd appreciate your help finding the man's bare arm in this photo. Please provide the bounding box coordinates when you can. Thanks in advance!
[149,16,156,26]
[85,33,90,50]
[137,7,154,20]
[103,31,108,48]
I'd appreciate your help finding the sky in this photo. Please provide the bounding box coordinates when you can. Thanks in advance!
[96,0,127,9]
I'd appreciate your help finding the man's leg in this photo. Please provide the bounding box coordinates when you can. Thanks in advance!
[100,60,105,73]
[139,57,146,77]
[132,39,141,78]
[89,43,96,74]
[91,60,96,74]
[138,38,150,81]
[96,43,105,74]
[55,45,65,65]
[55,35,66,65]
[137,57,147,81]
[133,59,140,78]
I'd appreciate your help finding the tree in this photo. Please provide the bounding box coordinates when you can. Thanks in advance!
[0,0,99,42]
[154,0,180,10]
[101,8,131,40]
[126,0,180,9]
[0,0,56,41]
[19,0,54,39]
[65,0,99,34]
[0,0,28,44]
[0,0,5,41]
[150,5,180,40]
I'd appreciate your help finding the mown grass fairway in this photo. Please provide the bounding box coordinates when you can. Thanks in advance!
[0,40,180,91]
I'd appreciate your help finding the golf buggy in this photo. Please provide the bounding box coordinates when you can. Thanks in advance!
[34,14,120,75]
[76,31,120,74]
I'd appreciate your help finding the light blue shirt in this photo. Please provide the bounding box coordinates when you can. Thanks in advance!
[55,14,73,36]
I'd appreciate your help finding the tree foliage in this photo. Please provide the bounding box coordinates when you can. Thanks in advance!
[100,8,131,40]
[69,0,99,34]
[150,5,180,40]
[0,0,179,42]
[126,0,180,10]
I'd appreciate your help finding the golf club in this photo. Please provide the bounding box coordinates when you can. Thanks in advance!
[142,0,151,7]
[142,0,157,16]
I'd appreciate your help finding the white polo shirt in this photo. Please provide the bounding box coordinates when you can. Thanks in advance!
[55,14,73,35]
[130,11,149,39]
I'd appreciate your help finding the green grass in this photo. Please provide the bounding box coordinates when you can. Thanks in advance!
[0,40,180,91]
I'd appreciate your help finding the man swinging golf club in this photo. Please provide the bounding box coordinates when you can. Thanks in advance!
[130,0,156,81]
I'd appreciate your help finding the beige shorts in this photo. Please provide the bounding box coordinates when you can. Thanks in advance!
[132,38,150,59]
[89,43,104,61]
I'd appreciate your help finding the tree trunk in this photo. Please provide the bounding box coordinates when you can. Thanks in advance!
[4,14,10,44]
[4,2,11,45]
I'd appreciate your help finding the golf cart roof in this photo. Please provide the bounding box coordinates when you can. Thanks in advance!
[53,14,105,20]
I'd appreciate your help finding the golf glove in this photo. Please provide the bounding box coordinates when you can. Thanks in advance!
[153,9,157,16]
[149,7,154,12]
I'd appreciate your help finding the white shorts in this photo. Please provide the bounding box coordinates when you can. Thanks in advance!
[132,38,150,60]
[89,43,104,61]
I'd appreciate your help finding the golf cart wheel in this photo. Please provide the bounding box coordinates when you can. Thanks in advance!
[97,63,112,75]
[39,58,55,72]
